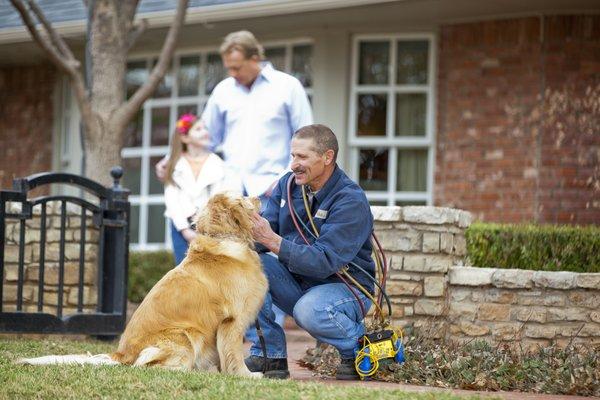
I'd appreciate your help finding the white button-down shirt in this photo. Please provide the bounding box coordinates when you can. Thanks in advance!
[202,62,313,196]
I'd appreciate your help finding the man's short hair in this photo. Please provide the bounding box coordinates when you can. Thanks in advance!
[293,124,339,162]
[219,30,265,60]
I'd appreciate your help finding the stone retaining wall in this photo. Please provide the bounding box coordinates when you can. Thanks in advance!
[2,201,99,314]
[372,206,600,347]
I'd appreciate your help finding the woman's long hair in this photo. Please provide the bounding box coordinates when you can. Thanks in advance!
[165,130,187,186]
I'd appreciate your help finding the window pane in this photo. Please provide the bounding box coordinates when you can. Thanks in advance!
[125,61,147,99]
[292,44,312,87]
[178,55,199,96]
[149,156,166,195]
[205,53,225,95]
[151,59,173,98]
[358,148,388,191]
[397,149,428,191]
[121,157,141,195]
[265,47,286,71]
[358,41,389,85]
[150,107,170,146]
[395,93,426,136]
[124,109,143,147]
[357,94,387,137]
[396,200,427,206]
[130,205,140,244]
[147,204,166,243]
[397,40,429,84]
[177,104,198,119]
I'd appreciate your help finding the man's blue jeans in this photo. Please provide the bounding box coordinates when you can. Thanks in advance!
[250,253,371,359]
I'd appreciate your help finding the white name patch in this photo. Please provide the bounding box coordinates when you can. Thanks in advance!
[280,199,286,208]
[315,209,328,219]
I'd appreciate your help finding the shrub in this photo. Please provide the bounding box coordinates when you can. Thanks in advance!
[466,223,600,273]
[128,250,175,303]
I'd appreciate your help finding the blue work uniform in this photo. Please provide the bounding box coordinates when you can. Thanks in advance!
[250,165,375,359]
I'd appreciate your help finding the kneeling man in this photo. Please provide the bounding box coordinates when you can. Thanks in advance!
[248,124,374,380]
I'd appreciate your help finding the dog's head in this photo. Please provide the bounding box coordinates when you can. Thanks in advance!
[194,193,260,245]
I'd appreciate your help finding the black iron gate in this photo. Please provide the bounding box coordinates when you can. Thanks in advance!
[0,167,130,335]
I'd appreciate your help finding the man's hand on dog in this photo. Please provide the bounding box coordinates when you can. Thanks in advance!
[251,212,282,254]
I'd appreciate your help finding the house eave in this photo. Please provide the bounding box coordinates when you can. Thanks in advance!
[0,0,405,45]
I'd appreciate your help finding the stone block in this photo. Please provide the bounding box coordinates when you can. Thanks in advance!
[404,306,414,316]
[591,311,600,323]
[32,243,82,262]
[492,269,534,289]
[24,230,41,244]
[449,288,472,302]
[3,264,25,282]
[374,221,394,231]
[377,230,403,252]
[569,292,600,309]
[397,231,422,252]
[370,206,402,222]
[424,276,445,297]
[453,235,467,256]
[386,280,422,296]
[547,307,590,322]
[575,273,600,290]
[532,271,577,289]
[449,267,494,286]
[517,292,566,307]
[492,323,522,341]
[513,307,547,323]
[459,322,489,336]
[67,286,97,306]
[403,206,456,225]
[478,303,510,321]
[414,299,445,316]
[26,262,96,285]
[440,233,453,254]
[2,285,34,303]
[4,244,32,263]
[578,323,600,337]
[481,289,516,304]
[525,325,556,339]
[423,256,452,272]
[402,255,425,271]
[457,211,473,228]
[388,255,403,271]
[449,302,478,321]
[422,233,440,253]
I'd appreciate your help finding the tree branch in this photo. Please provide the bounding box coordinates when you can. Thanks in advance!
[26,0,77,63]
[127,18,148,51]
[9,0,78,74]
[115,0,189,128]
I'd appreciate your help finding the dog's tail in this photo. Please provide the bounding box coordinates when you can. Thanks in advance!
[16,353,120,366]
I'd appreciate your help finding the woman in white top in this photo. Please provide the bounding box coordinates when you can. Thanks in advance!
[164,114,235,264]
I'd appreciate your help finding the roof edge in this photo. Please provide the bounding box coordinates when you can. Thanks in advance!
[0,0,403,45]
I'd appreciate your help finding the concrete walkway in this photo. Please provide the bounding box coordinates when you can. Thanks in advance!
[251,325,595,400]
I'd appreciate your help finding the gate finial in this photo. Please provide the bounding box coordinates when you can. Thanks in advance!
[110,166,123,189]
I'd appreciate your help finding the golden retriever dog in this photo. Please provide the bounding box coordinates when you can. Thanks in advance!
[19,194,268,378]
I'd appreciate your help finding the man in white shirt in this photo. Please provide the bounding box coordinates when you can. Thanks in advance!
[202,30,313,198]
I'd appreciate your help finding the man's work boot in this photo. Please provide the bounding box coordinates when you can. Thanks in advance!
[244,355,290,379]
[335,357,360,380]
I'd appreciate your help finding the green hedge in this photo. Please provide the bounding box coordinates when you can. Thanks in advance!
[128,250,175,303]
[466,222,600,273]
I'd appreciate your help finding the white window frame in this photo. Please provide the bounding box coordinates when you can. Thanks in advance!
[348,33,436,206]
[124,39,314,250]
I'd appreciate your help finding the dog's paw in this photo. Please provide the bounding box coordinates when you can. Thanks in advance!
[248,371,263,379]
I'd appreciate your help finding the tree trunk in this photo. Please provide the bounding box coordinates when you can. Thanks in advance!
[84,0,130,186]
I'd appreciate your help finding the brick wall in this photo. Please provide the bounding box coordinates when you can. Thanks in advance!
[0,64,57,195]
[436,15,600,225]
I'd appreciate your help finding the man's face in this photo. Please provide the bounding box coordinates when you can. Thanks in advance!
[291,138,329,188]
[222,50,260,87]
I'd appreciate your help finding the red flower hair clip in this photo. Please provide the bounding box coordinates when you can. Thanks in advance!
[175,113,197,135]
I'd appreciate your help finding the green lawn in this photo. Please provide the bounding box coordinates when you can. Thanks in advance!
[0,337,481,400]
